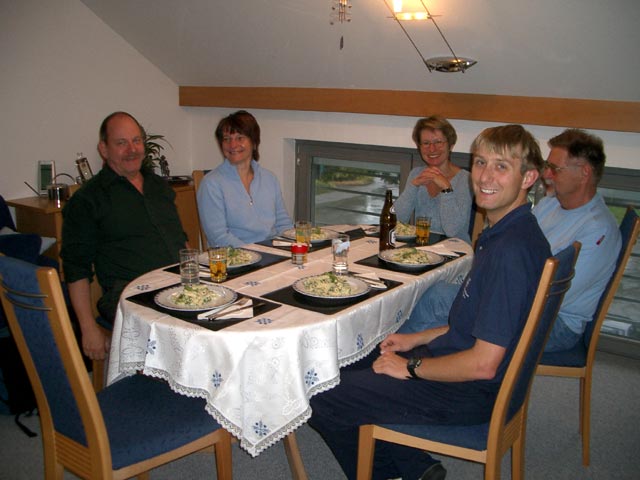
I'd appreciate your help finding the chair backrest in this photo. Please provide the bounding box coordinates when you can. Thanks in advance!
[583,206,640,353]
[488,242,580,447]
[192,169,211,249]
[0,256,111,457]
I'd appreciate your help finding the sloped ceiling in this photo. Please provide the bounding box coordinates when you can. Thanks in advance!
[80,0,640,102]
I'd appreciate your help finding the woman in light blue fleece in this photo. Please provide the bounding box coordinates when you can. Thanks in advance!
[197,110,293,247]
[393,116,473,243]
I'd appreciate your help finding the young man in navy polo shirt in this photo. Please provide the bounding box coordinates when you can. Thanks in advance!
[308,125,551,480]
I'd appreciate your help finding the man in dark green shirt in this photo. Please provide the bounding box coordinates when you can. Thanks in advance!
[61,111,187,361]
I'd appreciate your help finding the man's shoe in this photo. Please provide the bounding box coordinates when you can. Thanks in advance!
[419,462,446,480]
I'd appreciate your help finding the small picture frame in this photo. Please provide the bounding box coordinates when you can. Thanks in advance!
[37,160,56,195]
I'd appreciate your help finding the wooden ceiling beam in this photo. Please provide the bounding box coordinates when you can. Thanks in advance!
[179,87,640,133]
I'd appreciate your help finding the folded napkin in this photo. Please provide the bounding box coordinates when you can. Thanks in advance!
[416,244,460,257]
[272,240,293,247]
[197,298,254,320]
[352,272,387,289]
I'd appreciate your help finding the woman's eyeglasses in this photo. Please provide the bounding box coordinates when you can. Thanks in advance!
[419,139,447,149]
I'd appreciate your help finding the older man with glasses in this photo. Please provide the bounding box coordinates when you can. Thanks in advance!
[531,128,621,351]
[401,128,621,354]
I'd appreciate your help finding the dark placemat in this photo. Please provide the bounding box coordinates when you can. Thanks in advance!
[355,250,466,276]
[164,248,289,280]
[257,227,367,252]
[261,275,402,315]
[125,284,282,331]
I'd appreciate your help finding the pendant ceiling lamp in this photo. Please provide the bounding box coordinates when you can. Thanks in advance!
[384,0,477,73]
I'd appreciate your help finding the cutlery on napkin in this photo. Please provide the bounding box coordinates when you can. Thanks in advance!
[352,272,387,289]
[272,240,293,247]
[415,245,461,257]
[197,298,257,321]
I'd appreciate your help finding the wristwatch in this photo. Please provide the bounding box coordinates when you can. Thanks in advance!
[441,187,454,194]
[406,357,422,380]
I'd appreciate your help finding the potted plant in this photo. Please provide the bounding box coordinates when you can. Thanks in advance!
[143,130,171,176]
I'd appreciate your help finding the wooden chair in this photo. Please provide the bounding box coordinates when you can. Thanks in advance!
[537,206,640,466]
[0,256,233,480]
[89,278,109,392]
[356,242,581,480]
[192,169,211,250]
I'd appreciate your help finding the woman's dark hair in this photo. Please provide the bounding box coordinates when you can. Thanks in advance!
[215,110,261,161]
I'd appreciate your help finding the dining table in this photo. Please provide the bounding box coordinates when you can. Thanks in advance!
[106,225,474,463]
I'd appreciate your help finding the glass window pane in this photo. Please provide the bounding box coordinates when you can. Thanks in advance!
[311,156,401,226]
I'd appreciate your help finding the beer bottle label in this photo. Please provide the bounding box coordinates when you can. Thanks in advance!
[389,228,396,247]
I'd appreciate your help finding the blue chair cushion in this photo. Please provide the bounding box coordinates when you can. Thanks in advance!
[539,341,587,368]
[380,422,489,452]
[97,375,223,470]
[0,233,42,265]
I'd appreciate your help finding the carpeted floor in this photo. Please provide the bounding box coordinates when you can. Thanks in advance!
[1,351,638,479]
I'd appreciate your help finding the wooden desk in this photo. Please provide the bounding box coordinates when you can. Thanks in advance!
[7,183,200,269]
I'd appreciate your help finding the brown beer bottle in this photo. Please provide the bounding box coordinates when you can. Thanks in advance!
[379,189,397,252]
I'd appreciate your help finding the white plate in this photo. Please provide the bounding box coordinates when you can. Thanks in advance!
[281,227,340,244]
[293,273,369,304]
[154,284,237,312]
[198,248,262,270]
[378,247,445,271]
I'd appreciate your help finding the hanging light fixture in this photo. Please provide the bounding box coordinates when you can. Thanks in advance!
[330,0,352,25]
[384,0,477,73]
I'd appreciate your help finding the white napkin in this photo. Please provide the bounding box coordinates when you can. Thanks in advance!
[197,299,254,320]
[272,240,293,247]
[416,244,460,257]
[352,272,387,289]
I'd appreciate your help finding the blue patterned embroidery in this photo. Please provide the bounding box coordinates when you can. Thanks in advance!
[305,368,319,386]
[147,339,157,354]
[136,284,150,291]
[256,317,273,325]
[244,280,260,286]
[297,264,306,270]
[356,333,364,350]
[395,309,404,323]
[253,420,269,437]
[212,371,223,388]
[366,239,377,245]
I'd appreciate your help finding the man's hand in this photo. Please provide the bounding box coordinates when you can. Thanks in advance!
[372,351,411,380]
[379,332,421,354]
[82,323,110,360]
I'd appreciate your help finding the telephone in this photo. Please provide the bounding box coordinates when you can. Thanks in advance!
[75,153,93,182]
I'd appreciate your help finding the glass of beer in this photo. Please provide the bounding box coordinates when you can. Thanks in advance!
[295,221,312,248]
[208,247,228,282]
[415,216,431,246]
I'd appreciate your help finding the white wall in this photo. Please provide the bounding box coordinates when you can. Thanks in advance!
[2,0,638,220]
[0,0,190,200]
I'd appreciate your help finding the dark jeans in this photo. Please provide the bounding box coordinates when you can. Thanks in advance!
[308,347,497,480]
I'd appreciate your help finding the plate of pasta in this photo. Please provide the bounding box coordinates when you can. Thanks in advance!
[293,272,369,305]
[378,247,444,271]
[154,284,237,311]
[198,247,262,270]
[281,227,340,244]
[394,222,416,242]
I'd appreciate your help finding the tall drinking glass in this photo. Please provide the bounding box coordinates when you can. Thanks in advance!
[332,234,350,275]
[179,248,200,285]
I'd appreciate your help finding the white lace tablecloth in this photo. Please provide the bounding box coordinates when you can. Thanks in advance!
[107,230,473,457]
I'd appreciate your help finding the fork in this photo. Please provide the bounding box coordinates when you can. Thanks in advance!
[207,298,265,321]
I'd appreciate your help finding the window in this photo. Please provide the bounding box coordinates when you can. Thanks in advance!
[294,140,639,357]
[295,140,470,226]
